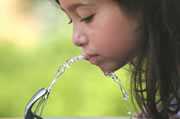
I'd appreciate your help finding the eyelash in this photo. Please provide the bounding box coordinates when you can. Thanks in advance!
[68,15,94,24]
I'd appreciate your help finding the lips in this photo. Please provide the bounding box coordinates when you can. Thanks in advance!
[83,53,99,64]
[88,55,99,64]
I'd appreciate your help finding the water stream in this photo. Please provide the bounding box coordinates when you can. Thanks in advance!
[47,55,129,101]
[47,55,85,92]
[30,55,131,118]
[47,55,131,115]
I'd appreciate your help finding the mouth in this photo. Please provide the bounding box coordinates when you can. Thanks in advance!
[83,54,99,64]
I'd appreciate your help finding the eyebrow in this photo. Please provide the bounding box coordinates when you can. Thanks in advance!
[60,2,94,12]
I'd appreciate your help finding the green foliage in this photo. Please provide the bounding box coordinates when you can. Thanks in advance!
[0,16,134,117]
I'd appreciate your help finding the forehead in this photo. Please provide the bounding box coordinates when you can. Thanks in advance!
[60,0,96,7]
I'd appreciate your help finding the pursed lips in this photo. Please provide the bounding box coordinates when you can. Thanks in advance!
[83,53,99,64]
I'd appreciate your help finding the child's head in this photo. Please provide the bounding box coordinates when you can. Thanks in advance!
[57,0,143,73]
[56,0,180,118]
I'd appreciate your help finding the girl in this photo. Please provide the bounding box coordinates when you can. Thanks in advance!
[55,0,180,119]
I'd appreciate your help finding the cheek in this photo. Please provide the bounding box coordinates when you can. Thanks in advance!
[90,13,139,59]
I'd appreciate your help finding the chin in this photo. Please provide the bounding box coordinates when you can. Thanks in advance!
[99,63,124,74]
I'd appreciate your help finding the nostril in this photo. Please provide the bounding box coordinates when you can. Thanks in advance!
[76,41,84,46]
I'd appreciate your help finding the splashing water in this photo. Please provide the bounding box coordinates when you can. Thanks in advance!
[47,55,85,92]
[105,72,132,117]
[29,55,131,118]
[47,55,129,101]
[24,56,85,119]
[105,72,129,100]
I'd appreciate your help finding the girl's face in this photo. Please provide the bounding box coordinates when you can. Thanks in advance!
[59,0,141,73]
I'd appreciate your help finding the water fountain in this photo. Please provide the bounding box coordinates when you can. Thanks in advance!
[24,55,130,119]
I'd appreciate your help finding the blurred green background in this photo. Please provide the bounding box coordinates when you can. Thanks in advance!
[0,0,134,117]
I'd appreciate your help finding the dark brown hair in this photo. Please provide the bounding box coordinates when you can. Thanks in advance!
[120,0,180,118]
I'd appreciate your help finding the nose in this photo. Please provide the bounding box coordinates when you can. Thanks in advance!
[72,30,88,47]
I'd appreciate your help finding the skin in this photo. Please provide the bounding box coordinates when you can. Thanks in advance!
[59,0,142,74]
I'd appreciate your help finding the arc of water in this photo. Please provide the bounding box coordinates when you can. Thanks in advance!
[47,55,85,92]
[27,55,131,119]
[47,55,129,101]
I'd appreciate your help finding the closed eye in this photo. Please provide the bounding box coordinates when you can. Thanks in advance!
[68,19,72,24]
[80,14,94,23]
[68,14,95,24]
